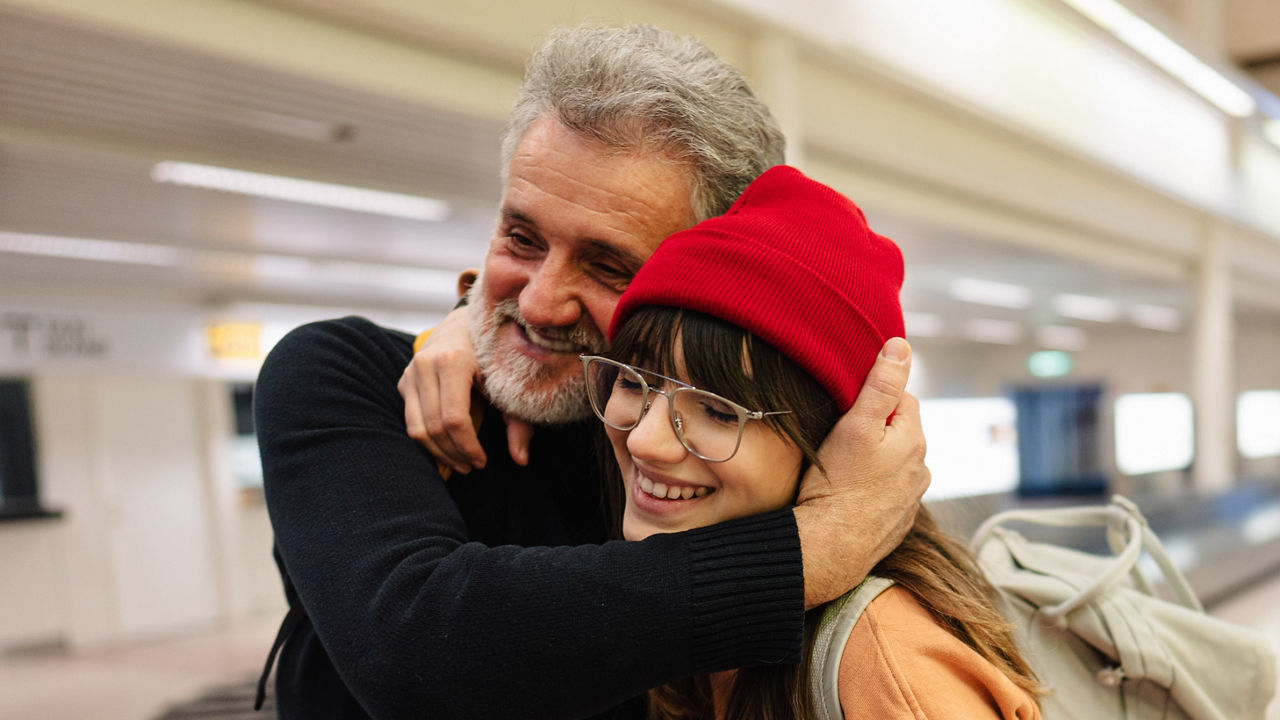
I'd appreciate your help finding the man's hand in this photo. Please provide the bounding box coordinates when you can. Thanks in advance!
[793,337,929,609]
[398,303,488,475]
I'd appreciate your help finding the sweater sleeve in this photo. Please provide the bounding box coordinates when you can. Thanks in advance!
[836,586,1041,720]
[257,317,804,720]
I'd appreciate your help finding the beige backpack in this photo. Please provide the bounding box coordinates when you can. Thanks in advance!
[810,495,1276,719]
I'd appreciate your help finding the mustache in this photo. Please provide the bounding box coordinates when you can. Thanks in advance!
[490,298,607,352]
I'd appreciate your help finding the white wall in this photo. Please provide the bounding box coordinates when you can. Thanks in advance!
[0,369,285,652]
[0,520,66,648]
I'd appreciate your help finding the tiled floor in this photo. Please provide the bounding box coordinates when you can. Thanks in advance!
[0,616,279,720]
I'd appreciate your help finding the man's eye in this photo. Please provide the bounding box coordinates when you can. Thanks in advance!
[507,232,540,254]
[594,263,628,280]
[591,262,634,290]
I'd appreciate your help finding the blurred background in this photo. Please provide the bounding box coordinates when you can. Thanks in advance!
[1,0,1279,717]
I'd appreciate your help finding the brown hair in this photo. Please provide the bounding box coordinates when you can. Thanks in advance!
[606,307,1041,720]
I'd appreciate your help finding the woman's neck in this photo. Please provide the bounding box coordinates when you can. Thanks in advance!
[708,670,736,720]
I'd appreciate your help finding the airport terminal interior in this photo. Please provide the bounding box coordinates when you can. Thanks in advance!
[2,0,1280,717]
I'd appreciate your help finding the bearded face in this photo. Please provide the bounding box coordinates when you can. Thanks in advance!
[469,270,606,425]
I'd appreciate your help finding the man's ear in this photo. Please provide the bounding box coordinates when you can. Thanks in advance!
[457,269,479,299]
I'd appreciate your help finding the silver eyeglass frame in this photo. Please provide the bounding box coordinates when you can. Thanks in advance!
[579,354,791,463]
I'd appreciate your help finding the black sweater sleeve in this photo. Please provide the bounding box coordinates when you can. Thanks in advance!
[256,317,804,719]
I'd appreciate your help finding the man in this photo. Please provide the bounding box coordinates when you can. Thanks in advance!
[256,24,928,720]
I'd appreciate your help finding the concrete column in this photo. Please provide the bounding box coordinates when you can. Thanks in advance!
[750,33,804,168]
[1191,220,1235,492]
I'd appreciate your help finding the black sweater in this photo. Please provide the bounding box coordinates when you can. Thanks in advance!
[256,317,804,719]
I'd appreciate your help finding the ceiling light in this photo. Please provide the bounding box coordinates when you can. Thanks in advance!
[0,231,182,266]
[1129,303,1182,331]
[152,161,450,221]
[963,318,1024,345]
[251,254,459,298]
[903,311,943,337]
[949,278,1032,309]
[1060,0,1256,117]
[1037,324,1087,351]
[1054,293,1119,322]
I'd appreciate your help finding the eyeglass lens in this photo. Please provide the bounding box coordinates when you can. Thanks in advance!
[584,358,744,462]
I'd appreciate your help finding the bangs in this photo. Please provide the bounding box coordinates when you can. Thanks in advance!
[607,306,840,473]
[608,307,765,409]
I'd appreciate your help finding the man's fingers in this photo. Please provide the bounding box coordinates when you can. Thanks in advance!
[434,360,486,471]
[505,418,536,467]
[849,337,911,428]
[399,371,428,442]
[400,362,461,473]
[885,390,930,502]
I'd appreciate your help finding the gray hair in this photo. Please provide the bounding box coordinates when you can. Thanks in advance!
[501,24,786,222]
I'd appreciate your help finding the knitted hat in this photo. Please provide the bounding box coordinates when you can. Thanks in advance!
[611,165,904,412]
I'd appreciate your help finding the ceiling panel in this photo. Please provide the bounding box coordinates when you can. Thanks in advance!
[0,1,1267,343]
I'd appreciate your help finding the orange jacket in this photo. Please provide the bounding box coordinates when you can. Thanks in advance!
[836,585,1041,719]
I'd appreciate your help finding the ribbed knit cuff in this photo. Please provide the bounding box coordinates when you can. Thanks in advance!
[681,508,805,672]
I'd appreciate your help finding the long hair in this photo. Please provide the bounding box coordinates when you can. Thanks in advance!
[503,23,786,222]
[606,307,1041,720]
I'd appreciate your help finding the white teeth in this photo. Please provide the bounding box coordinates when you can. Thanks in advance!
[636,472,712,501]
[524,326,579,352]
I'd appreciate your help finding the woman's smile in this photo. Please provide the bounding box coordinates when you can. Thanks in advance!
[610,388,802,542]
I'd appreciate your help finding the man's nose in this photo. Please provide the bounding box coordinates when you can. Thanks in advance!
[519,255,583,328]
[627,394,688,464]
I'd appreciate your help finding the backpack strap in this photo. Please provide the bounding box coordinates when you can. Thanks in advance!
[255,604,303,711]
[808,575,896,720]
[970,494,1201,623]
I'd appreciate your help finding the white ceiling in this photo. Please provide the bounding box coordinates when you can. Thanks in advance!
[0,2,1271,344]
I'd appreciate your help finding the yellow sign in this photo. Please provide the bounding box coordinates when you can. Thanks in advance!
[206,321,262,360]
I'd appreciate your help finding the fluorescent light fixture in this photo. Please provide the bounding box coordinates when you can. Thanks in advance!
[949,278,1032,309]
[152,161,450,221]
[1130,303,1182,331]
[252,254,315,281]
[963,318,1024,345]
[251,254,459,298]
[1036,324,1087,351]
[1265,118,1280,148]
[903,311,943,337]
[1060,0,1256,117]
[1054,293,1118,322]
[0,231,182,266]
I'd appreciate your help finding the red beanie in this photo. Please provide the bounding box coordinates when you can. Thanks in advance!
[611,165,904,412]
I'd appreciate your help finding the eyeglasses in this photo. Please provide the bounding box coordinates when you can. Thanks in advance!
[579,355,791,463]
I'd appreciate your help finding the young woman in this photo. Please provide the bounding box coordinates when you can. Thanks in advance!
[582,165,1042,720]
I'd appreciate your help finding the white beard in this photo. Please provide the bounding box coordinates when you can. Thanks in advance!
[469,271,606,425]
